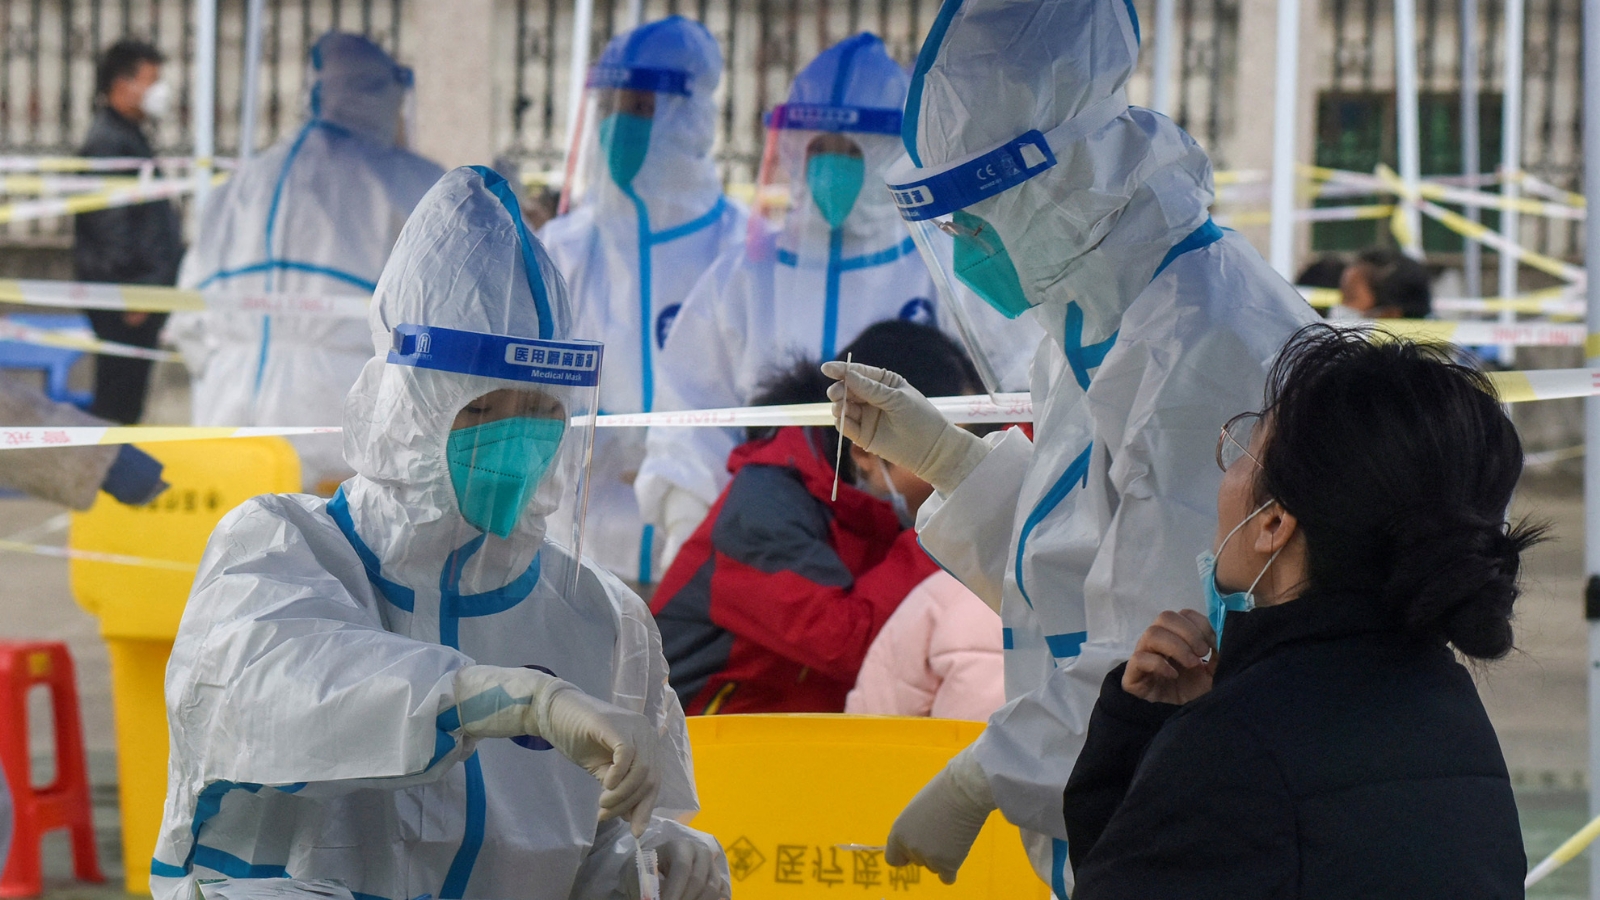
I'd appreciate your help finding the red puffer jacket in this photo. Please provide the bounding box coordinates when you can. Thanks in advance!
[650,426,940,714]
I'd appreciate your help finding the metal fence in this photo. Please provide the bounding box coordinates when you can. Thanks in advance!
[1313,0,1583,258]
[0,0,401,157]
[0,0,1583,259]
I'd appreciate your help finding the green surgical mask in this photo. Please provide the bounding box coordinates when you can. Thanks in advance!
[951,209,1032,319]
[806,152,866,229]
[598,112,653,189]
[446,416,566,539]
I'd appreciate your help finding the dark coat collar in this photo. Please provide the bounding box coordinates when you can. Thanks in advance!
[1214,589,1434,682]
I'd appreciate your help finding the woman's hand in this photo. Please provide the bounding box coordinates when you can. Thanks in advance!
[1122,610,1217,705]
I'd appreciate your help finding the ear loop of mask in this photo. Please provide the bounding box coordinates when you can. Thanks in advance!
[1217,498,1286,599]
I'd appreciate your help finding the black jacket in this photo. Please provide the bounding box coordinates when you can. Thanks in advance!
[1064,591,1525,899]
[72,107,184,285]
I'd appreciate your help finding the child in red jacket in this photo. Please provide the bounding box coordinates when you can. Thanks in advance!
[651,320,984,714]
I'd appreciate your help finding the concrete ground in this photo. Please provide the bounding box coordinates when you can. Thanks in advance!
[0,360,1597,896]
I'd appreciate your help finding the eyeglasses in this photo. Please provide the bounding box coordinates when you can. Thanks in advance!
[1217,412,1263,472]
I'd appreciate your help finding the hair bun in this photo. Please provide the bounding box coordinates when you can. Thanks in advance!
[1385,511,1536,660]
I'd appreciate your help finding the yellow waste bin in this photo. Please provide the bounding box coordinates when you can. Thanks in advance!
[685,715,1051,900]
[69,438,300,894]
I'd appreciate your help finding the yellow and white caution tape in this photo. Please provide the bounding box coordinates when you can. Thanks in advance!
[1216,205,1397,228]
[1298,285,1587,317]
[1365,319,1587,348]
[1487,367,1600,403]
[0,425,340,450]
[0,538,193,571]
[0,155,230,173]
[0,174,225,225]
[0,318,179,361]
[1513,171,1587,209]
[7,371,1600,451]
[1525,811,1600,887]
[0,396,1032,450]
[1416,198,1586,284]
[0,278,370,317]
[0,174,148,195]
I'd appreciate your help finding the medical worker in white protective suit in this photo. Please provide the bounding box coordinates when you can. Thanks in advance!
[540,16,746,585]
[824,0,1317,894]
[636,32,1035,567]
[152,166,729,900]
[168,32,444,493]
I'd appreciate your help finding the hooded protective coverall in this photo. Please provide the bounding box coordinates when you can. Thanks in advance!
[540,16,746,584]
[168,32,444,492]
[152,166,724,900]
[636,33,1032,564]
[830,1,1317,894]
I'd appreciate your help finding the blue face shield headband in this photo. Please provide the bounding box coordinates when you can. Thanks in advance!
[387,325,603,538]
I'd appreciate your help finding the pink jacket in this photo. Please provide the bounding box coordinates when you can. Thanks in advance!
[845,571,1006,721]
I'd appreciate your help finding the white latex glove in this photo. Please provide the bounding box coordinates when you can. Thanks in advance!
[453,665,662,835]
[659,487,712,574]
[884,745,995,884]
[658,836,730,900]
[821,361,989,495]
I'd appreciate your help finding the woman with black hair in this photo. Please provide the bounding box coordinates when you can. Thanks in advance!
[650,320,993,715]
[1063,324,1534,897]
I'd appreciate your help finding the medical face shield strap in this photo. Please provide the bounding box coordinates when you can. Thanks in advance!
[389,323,603,601]
[766,103,904,136]
[565,65,691,198]
[884,91,1130,396]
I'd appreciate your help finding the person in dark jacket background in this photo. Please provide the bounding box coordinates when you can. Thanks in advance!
[651,320,984,714]
[1063,324,1535,898]
[74,39,185,424]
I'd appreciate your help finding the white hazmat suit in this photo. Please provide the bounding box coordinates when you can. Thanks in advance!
[169,32,444,492]
[153,166,727,900]
[636,33,1033,565]
[827,0,1317,894]
[540,16,746,584]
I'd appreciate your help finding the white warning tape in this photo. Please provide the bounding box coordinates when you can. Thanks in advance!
[0,174,148,195]
[0,397,1032,450]
[0,425,340,450]
[4,372,1596,451]
[0,155,231,173]
[0,278,370,318]
[0,537,193,571]
[0,318,179,361]
[0,175,223,226]
[1362,319,1588,348]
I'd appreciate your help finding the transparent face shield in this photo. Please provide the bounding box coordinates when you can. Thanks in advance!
[558,65,690,215]
[750,103,904,258]
[885,131,1060,398]
[387,323,603,601]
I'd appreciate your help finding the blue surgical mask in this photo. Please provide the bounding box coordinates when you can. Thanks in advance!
[447,417,566,538]
[1196,499,1283,645]
[950,209,1032,319]
[598,112,653,189]
[806,152,866,229]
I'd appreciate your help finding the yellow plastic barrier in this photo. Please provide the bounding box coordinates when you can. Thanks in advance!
[685,715,1050,900]
[68,438,300,893]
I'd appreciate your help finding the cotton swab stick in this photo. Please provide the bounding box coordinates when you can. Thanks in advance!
[832,352,852,502]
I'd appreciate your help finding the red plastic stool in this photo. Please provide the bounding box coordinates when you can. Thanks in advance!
[0,642,103,897]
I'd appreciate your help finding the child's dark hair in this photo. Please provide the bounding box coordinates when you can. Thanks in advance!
[1257,324,1544,659]
[1357,247,1432,318]
[747,320,983,482]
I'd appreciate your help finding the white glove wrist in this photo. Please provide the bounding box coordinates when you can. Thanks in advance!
[453,664,562,739]
[915,426,991,496]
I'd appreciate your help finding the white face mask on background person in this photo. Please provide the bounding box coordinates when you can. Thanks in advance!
[139,80,172,119]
